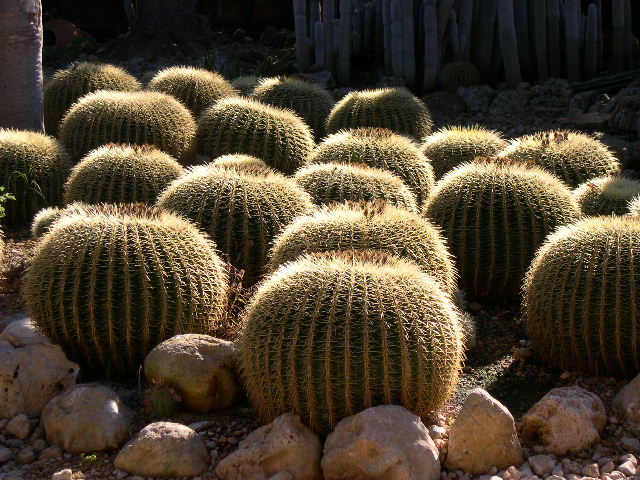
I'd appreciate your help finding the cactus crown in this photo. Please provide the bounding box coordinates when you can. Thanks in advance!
[524,216,640,376]
[573,176,640,216]
[148,66,239,116]
[210,154,273,174]
[425,160,581,301]
[231,75,263,96]
[44,62,141,135]
[422,125,507,179]
[197,97,315,175]
[239,249,464,433]
[439,61,482,91]
[64,144,184,205]
[499,130,621,188]
[59,90,196,162]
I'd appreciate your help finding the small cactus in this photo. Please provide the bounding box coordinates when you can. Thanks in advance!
[628,196,640,217]
[143,384,181,419]
[210,154,273,174]
[31,202,127,238]
[439,61,482,91]
[231,75,263,96]
[573,176,640,216]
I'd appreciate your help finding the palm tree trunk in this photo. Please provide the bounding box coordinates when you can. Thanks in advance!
[0,0,44,132]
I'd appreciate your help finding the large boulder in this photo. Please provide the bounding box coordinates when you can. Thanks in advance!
[114,422,209,478]
[322,405,440,480]
[41,384,134,454]
[521,386,606,455]
[445,389,523,475]
[613,373,640,434]
[216,413,322,480]
[144,334,242,412]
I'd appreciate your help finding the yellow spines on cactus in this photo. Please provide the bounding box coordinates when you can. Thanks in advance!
[231,75,263,96]
[210,154,273,174]
[573,176,640,216]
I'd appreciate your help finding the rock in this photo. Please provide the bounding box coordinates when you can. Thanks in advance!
[621,437,640,453]
[1,315,50,345]
[376,76,406,88]
[521,387,606,455]
[613,373,640,433]
[39,445,62,460]
[15,447,35,464]
[187,420,213,433]
[503,466,522,480]
[445,389,523,475]
[51,470,73,480]
[6,414,31,440]
[0,336,78,418]
[581,463,600,477]
[457,85,497,112]
[216,413,321,480]
[528,455,556,477]
[32,439,47,451]
[567,91,600,117]
[588,93,614,113]
[114,422,209,478]
[618,461,636,476]
[608,88,640,131]
[530,78,572,112]
[488,90,530,115]
[428,425,446,440]
[299,71,335,90]
[268,473,294,480]
[5,469,25,480]
[422,91,467,115]
[0,447,13,463]
[322,405,440,480]
[620,454,638,467]
[144,334,242,413]
[41,384,134,454]
[561,112,611,129]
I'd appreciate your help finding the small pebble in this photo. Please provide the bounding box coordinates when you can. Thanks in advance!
[51,469,73,480]
[0,447,13,463]
[6,415,30,440]
[619,461,637,477]
[581,463,599,477]
[15,447,35,464]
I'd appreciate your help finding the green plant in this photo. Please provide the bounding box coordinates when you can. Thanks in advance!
[79,453,100,468]
[0,129,71,225]
[439,61,482,91]
[59,90,197,162]
[210,154,273,174]
[23,205,230,379]
[422,126,507,179]
[197,97,314,175]
[44,62,141,136]
[294,163,418,212]
[498,130,621,189]
[239,250,465,434]
[573,176,640,216]
[143,384,181,419]
[309,128,435,205]
[424,161,581,302]
[523,216,640,376]
[148,66,239,116]
[326,88,433,140]
[0,187,15,223]
[157,165,314,286]
[64,144,184,205]
[231,75,263,96]
[250,76,335,140]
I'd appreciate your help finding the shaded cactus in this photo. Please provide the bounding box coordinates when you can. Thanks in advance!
[422,126,507,179]
[197,97,315,175]
[210,154,272,174]
[157,165,314,286]
[59,91,197,162]
[143,384,181,419]
[573,176,640,217]
[31,202,116,238]
[23,205,230,379]
[239,250,465,434]
[424,161,581,302]
[524,216,640,376]
[0,129,71,225]
[64,145,184,205]
[439,61,481,91]
[309,128,434,205]
[326,88,433,139]
[250,76,335,140]
[148,67,239,116]
[44,62,141,136]
[268,201,456,294]
[231,75,263,96]
[499,130,621,189]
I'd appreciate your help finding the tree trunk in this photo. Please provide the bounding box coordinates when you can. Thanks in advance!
[0,0,44,132]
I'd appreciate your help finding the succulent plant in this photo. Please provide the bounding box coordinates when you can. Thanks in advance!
[0,129,71,224]
[439,61,482,91]
[197,97,314,175]
[422,126,507,179]
[143,384,181,419]
[294,163,418,212]
[424,161,581,302]
[23,205,230,378]
[251,76,335,140]
[148,66,239,116]
[59,90,196,162]
[210,154,272,174]
[628,196,640,217]
[44,62,141,136]
[157,165,314,286]
[63,145,184,205]
[499,130,621,189]
[524,216,640,376]
[239,250,464,434]
[231,75,263,96]
[326,88,433,139]
[573,176,640,217]
[309,128,435,205]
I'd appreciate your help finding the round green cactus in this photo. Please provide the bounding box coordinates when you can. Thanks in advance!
[239,250,465,434]
[524,216,640,376]
[422,126,507,179]
[294,163,418,212]
[232,75,263,96]
[64,145,184,205]
[197,97,314,175]
[499,130,621,189]
[0,129,71,225]
[440,61,482,91]
[268,201,456,293]
[148,66,239,116]
[210,154,272,174]
[44,62,141,136]
[59,90,197,162]
[326,88,433,139]
[424,161,581,302]
[251,76,335,140]
[309,128,435,205]
[157,165,314,286]
[573,176,640,216]
[23,205,230,379]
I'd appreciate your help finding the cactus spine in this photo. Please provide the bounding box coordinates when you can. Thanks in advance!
[573,176,640,217]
